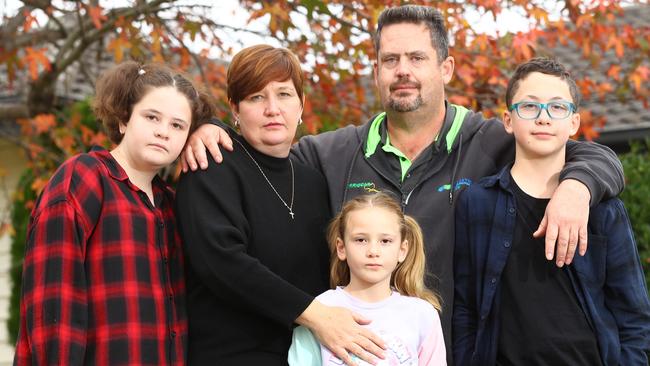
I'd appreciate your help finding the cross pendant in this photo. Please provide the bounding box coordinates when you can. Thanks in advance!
[289,210,295,219]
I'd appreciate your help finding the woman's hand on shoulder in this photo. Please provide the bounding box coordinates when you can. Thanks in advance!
[296,300,386,366]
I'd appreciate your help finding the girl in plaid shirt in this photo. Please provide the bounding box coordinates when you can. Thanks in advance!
[14,61,214,366]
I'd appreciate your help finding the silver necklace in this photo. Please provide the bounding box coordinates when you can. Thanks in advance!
[235,139,295,219]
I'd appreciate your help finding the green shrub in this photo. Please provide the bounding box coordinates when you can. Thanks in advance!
[8,170,37,343]
[618,139,650,292]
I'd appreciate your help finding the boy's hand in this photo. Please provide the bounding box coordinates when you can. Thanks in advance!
[181,123,233,172]
[534,179,590,267]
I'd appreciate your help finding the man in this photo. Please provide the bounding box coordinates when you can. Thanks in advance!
[184,5,624,363]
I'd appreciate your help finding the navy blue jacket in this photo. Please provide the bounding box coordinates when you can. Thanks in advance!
[453,166,650,366]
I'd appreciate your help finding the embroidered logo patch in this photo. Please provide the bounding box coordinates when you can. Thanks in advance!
[347,182,380,193]
[436,178,472,192]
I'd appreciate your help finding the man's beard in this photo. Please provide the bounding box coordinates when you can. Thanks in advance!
[388,94,423,112]
[386,78,423,112]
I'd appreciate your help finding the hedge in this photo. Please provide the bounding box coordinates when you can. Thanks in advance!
[618,139,650,291]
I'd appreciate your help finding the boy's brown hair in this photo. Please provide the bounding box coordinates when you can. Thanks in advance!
[505,57,580,109]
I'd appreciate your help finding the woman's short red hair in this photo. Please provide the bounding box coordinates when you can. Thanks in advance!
[227,45,304,106]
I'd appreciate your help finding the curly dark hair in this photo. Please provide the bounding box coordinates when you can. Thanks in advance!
[93,61,216,144]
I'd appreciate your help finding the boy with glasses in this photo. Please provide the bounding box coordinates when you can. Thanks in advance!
[453,58,650,366]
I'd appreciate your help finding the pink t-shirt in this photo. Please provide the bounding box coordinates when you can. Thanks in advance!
[289,287,446,366]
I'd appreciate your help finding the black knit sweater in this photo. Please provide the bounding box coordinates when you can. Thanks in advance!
[175,132,331,365]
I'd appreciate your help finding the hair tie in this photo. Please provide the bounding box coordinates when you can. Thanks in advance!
[138,68,146,75]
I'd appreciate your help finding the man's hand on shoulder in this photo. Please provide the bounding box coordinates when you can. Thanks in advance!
[534,179,590,267]
[181,123,233,172]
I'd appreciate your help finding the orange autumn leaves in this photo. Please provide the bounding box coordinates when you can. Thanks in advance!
[4,0,650,172]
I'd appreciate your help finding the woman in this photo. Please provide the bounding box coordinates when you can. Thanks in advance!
[176,45,382,365]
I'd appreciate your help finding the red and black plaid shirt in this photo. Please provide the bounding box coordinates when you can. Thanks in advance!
[14,147,187,366]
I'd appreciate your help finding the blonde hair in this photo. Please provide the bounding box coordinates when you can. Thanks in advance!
[327,192,441,310]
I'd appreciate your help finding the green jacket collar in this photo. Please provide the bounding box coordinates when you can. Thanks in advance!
[364,104,470,158]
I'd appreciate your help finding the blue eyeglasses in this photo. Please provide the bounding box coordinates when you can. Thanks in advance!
[509,101,577,120]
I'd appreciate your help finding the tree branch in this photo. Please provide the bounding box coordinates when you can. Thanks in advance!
[159,21,209,86]
[0,6,28,47]
[0,104,30,120]
[291,2,371,36]
[24,0,174,115]
[9,28,67,49]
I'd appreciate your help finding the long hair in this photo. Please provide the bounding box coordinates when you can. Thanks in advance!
[327,192,441,310]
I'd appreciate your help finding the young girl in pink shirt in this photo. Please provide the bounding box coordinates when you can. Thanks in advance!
[289,192,446,366]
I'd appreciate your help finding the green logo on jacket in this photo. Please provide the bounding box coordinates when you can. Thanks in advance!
[347,182,380,193]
